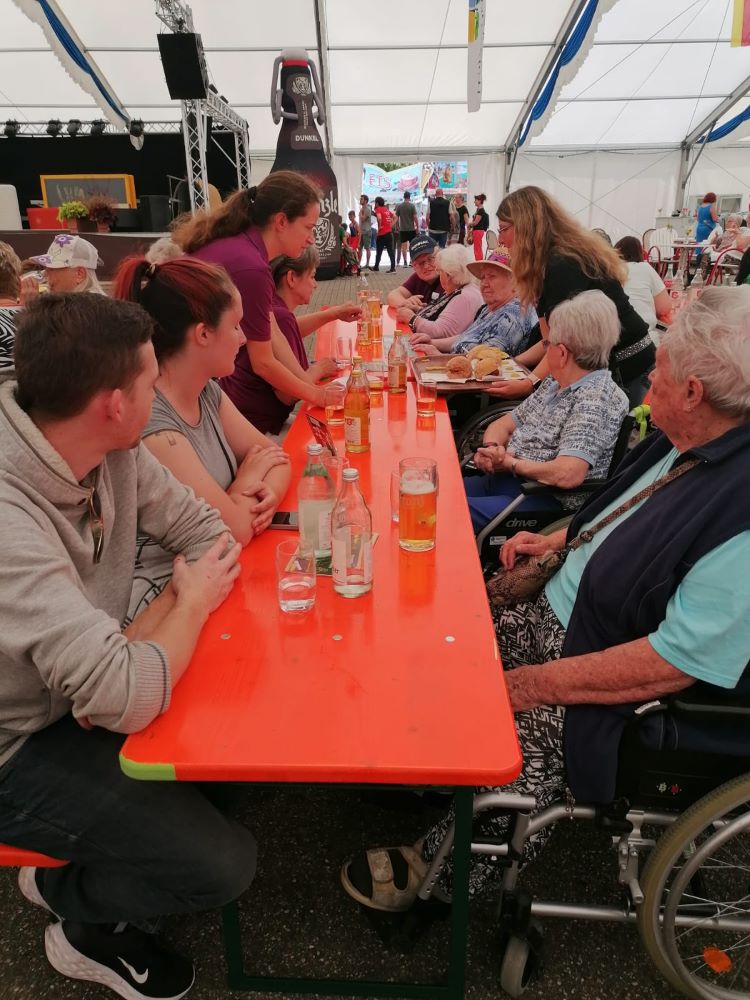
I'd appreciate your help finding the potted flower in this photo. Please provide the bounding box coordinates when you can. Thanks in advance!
[85,194,117,233]
[57,200,89,233]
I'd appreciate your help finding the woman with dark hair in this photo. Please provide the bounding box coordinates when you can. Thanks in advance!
[493,186,655,407]
[113,255,291,621]
[372,196,396,272]
[268,246,359,433]
[615,236,671,336]
[695,192,719,243]
[470,193,489,261]
[172,172,335,431]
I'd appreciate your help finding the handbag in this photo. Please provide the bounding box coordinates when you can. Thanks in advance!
[486,456,701,609]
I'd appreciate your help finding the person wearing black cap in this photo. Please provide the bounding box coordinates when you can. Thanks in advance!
[386,234,442,318]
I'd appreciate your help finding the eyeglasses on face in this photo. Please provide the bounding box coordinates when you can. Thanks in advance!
[87,487,104,564]
[497,222,514,235]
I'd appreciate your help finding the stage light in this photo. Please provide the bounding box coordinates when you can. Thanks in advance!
[46,119,62,137]
[90,120,107,137]
[129,119,145,151]
[3,120,19,138]
[67,119,82,137]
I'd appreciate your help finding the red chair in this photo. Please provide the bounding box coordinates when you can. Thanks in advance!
[0,845,66,868]
[646,245,670,279]
[706,247,742,285]
[27,208,66,230]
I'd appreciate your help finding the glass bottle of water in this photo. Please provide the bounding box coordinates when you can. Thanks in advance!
[331,469,373,598]
[298,442,335,559]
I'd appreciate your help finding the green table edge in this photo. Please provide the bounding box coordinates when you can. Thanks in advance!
[119,753,176,782]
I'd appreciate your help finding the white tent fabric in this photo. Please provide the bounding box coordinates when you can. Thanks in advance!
[2,0,750,237]
[3,0,749,153]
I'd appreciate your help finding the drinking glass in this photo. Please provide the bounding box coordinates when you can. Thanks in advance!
[366,361,387,391]
[416,379,437,418]
[390,470,400,523]
[399,458,438,552]
[335,335,352,370]
[324,383,345,426]
[276,540,316,613]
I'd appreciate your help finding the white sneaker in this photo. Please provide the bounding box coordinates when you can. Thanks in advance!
[18,865,55,914]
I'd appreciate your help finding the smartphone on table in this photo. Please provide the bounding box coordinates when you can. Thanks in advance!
[270,511,299,530]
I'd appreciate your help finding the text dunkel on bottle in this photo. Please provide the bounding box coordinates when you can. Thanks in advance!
[271,48,340,280]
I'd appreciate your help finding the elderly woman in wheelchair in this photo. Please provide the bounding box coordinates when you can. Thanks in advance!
[342,286,750,999]
[464,290,629,534]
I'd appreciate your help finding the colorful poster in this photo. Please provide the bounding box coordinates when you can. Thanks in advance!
[362,162,467,203]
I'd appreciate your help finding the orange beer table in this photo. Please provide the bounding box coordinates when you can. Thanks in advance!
[121,313,520,999]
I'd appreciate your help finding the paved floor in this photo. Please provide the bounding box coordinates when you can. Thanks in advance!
[0,268,682,1000]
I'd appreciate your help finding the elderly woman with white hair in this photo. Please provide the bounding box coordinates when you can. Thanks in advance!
[28,234,104,295]
[342,285,750,910]
[396,244,483,341]
[463,290,629,532]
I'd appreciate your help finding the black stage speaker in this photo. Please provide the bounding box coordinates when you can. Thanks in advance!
[157,33,209,99]
[138,195,172,232]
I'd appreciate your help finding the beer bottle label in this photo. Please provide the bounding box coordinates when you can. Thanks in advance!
[345,415,362,446]
[286,74,323,151]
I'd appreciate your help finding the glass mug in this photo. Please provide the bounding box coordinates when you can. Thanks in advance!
[398,457,438,552]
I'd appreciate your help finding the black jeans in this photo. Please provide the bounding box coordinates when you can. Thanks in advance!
[375,233,394,269]
[429,230,448,248]
[0,715,257,925]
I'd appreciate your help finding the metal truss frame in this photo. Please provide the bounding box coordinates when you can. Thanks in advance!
[155,0,250,211]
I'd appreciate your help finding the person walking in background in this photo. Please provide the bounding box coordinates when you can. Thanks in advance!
[358,194,372,270]
[372,196,396,272]
[454,194,469,246]
[426,187,451,248]
[395,192,418,267]
[695,192,719,243]
[470,194,489,260]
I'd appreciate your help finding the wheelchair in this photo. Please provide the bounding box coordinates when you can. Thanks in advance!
[419,686,750,998]
[458,411,640,576]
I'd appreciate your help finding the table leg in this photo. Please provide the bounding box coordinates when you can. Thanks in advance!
[220,786,475,999]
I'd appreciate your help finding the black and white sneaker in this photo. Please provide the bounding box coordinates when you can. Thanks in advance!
[45,920,195,1000]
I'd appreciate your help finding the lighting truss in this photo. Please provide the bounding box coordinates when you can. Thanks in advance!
[155,0,250,211]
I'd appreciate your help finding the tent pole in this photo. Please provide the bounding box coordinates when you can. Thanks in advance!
[313,0,334,159]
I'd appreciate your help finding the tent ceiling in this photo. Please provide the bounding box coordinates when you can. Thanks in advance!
[1,0,749,152]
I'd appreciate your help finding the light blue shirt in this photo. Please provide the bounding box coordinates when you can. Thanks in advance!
[452,300,538,356]
[546,446,750,688]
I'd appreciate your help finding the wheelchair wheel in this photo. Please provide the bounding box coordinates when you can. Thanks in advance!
[663,808,750,998]
[499,934,535,997]
[454,402,518,465]
[637,773,750,996]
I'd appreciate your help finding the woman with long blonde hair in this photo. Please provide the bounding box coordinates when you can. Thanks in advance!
[494,186,655,406]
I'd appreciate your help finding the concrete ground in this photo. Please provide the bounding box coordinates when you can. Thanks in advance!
[0,269,682,1000]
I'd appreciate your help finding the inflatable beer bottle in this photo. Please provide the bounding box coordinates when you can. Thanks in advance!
[271,48,340,280]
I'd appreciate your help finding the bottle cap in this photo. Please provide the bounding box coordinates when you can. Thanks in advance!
[306,442,324,455]
[342,468,359,482]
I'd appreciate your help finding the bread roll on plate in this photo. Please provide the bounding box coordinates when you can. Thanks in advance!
[446,355,472,379]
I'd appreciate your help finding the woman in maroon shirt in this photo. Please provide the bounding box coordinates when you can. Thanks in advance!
[173,171,342,433]
[264,247,359,434]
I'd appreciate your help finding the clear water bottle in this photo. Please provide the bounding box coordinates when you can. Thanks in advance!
[298,442,335,559]
[331,468,373,598]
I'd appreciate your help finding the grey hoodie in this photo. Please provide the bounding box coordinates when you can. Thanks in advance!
[0,378,227,765]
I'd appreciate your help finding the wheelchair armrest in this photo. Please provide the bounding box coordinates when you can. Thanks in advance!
[667,685,750,720]
[520,478,607,497]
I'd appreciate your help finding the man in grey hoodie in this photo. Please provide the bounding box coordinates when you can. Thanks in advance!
[0,294,256,1000]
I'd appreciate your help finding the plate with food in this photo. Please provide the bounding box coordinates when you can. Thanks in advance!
[412,346,530,392]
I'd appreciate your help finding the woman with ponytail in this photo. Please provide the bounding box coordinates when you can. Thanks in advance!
[113,255,291,621]
[172,172,346,433]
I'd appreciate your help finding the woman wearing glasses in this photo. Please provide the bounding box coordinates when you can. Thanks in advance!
[114,256,292,622]
[493,186,655,407]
